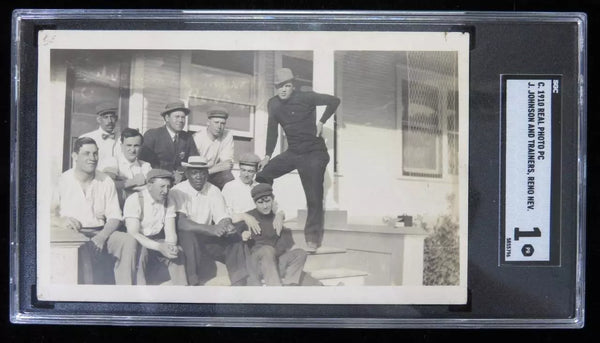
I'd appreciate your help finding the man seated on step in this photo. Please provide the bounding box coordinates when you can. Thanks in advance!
[167,156,249,286]
[123,168,187,285]
[240,183,308,286]
[221,152,286,236]
[51,137,138,285]
[104,128,152,207]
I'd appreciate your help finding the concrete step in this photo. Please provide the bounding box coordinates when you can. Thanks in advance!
[296,209,348,229]
[301,246,348,272]
[309,268,369,286]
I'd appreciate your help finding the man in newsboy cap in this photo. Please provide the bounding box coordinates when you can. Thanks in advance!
[139,100,199,184]
[256,68,341,252]
[166,156,249,286]
[79,102,121,173]
[239,183,308,286]
[192,106,235,190]
[123,169,187,285]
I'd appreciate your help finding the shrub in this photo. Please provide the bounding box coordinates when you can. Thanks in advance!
[422,195,460,286]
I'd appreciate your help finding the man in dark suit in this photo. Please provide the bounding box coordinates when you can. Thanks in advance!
[140,101,199,183]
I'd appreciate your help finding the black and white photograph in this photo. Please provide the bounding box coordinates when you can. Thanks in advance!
[36,30,469,304]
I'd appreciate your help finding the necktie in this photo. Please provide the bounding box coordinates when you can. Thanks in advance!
[173,133,179,145]
[102,133,115,140]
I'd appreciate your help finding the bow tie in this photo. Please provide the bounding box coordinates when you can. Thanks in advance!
[102,133,115,140]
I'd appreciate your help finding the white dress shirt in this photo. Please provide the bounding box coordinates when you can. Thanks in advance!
[192,128,234,168]
[116,153,152,180]
[80,128,121,172]
[221,177,257,214]
[166,180,229,225]
[53,169,122,227]
[123,188,171,237]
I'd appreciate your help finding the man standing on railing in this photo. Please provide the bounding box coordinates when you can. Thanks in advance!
[256,68,340,252]
[51,137,138,285]
[192,106,235,190]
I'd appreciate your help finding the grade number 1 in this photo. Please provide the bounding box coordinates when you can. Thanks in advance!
[514,227,541,240]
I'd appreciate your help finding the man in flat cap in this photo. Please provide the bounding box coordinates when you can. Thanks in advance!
[192,106,235,190]
[123,169,187,285]
[139,101,199,184]
[222,152,286,237]
[239,183,308,286]
[166,156,248,286]
[80,102,121,173]
[51,137,138,284]
[256,68,341,252]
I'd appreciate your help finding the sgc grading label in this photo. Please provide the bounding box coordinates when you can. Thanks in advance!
[501,75,561,265]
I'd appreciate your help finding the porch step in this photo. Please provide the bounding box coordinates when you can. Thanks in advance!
[305,245,346,255]
[309,268,368,286]
[204,275,231,286]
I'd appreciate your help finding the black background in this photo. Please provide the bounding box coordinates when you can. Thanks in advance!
[2,0,598,341]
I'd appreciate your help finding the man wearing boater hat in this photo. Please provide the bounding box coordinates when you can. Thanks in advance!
[139,100,199,184]
[192,106,235,190]
[256,68,341,252]
[80,102,121,173]
[167,156,248,286]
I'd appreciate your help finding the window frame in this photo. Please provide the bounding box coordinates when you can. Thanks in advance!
[395,63,458,182]
[180,52,257,139]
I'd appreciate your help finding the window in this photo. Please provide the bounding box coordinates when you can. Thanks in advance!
[182,51,257,161]
[61,51,131,170]
[397,51,458,179]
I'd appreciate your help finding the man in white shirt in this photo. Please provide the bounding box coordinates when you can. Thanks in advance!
[221,152,286,237]
[107,128,152,206]
[80,102,121,173]
[51,137,138,285]
[167,156,248,286]
[192,106,235,190]
[123,169,187,285]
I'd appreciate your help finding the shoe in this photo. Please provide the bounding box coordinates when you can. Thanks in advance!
[305,242,319,253]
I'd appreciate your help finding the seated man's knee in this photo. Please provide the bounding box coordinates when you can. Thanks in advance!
[255,245,276,259]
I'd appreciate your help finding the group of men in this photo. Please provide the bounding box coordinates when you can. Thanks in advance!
[51,68,341,286]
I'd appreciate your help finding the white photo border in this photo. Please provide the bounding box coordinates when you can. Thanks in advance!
[37,30,469,304]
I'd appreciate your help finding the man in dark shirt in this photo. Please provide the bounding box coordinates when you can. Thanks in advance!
[256,68,340,252]
[242,183,307,286]
[139,101,199,184]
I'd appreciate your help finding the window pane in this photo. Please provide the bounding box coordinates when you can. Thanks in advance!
[191,51,254,75]
[189,65,253,104]
[402,128,441,177]
[188,97,253,133]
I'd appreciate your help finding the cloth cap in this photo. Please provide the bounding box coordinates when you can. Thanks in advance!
[251,183,273,202]
[238,153,261,168]
[146,169,174,182]
[207,106,229,119]
[274,68,294,86]
[181,156,210,169]
[95,102,118,116]
[161,100,190,117]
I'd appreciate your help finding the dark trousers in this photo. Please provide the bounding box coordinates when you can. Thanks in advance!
[178,230,248,286]
[136,241,188,286]
[256,149,329,246]
[209,170,235,190]
[247,245,308,286]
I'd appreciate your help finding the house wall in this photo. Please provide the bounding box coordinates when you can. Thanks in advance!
[274,52,459,226]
